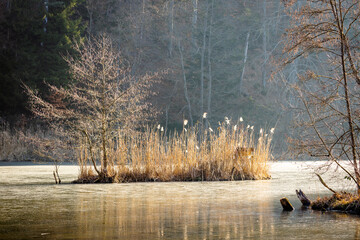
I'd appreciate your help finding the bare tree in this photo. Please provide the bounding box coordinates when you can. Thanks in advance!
[283,0,360,192]
[26,34,158,181]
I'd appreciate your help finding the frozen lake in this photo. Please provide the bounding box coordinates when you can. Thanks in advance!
[0,161,359,239]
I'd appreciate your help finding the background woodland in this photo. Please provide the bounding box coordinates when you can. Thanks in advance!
[0,0,305,155]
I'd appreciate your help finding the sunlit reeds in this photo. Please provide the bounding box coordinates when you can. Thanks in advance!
[77,118,273,182]
[312,192,360,214]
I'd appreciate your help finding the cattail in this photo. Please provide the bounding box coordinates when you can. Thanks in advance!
[209,127,213,132]
[250,126,254,130]
[260,128,263,134]
[203,112,207,119]
[239,117,243,122]
[157,124,161,130]
[270,128,275,134]
[233,125,237,131]
[184,119,188,126]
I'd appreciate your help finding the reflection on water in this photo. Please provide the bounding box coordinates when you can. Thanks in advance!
[0,161,360,239]
[74,182,275,239]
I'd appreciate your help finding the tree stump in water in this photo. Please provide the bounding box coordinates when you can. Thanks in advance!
[296,189,311,206]
[280,197,294,211]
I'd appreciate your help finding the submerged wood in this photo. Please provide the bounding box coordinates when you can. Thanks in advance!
[293,189,360,215]
[311,192,360,214]
[296,189,311,206]
[280,197,294,211]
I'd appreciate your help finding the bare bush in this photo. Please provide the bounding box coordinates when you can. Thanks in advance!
[25,34,158,180]
[283,0,360,192]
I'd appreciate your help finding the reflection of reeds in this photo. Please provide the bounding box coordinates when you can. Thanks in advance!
[78,119,273,182]
[74,182,274,239]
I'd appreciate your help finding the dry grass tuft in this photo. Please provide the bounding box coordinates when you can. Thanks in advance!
[0,119,75,163]
[0,121,31,161]
[311,192,360,214]
[77,118,273,182]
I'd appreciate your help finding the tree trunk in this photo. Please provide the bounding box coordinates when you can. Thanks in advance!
[43,0,48,33]
[101,62,108,174]
[192,0,198,25]
[168,0,174,57]
[262,0,267,90]
[191,0,198,52]
[82,129,100,175]
[206,0,214,124]
[331,0,360,189]
[239,32,250,94]
[140,0,145,42]
[86,1,93,40]
[341,40,359,188]
[200,2,209,117]
[6,0,11,10]
[178,41,193,126]
[53,171,58,184]
[101,118,107,173]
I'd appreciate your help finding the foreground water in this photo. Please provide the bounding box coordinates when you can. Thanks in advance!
[0,161,359,239]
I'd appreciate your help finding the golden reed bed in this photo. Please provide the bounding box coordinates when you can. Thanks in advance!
[76,119,274,183]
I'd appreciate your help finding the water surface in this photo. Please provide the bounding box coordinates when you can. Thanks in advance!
[0,161,359,239]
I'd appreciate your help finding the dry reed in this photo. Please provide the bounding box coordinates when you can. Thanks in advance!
[0,121,31,161]
[311,192,360,214]
[77,118,273,183]
[0,120,75,163]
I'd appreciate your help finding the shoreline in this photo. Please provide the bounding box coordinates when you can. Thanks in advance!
[0,160,77,166]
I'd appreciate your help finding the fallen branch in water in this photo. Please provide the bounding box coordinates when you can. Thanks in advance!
[293,189,360,215]
[311,192,360,214]
[296,189,311,206]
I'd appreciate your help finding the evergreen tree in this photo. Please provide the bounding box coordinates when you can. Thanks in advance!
[0,0,84,114]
